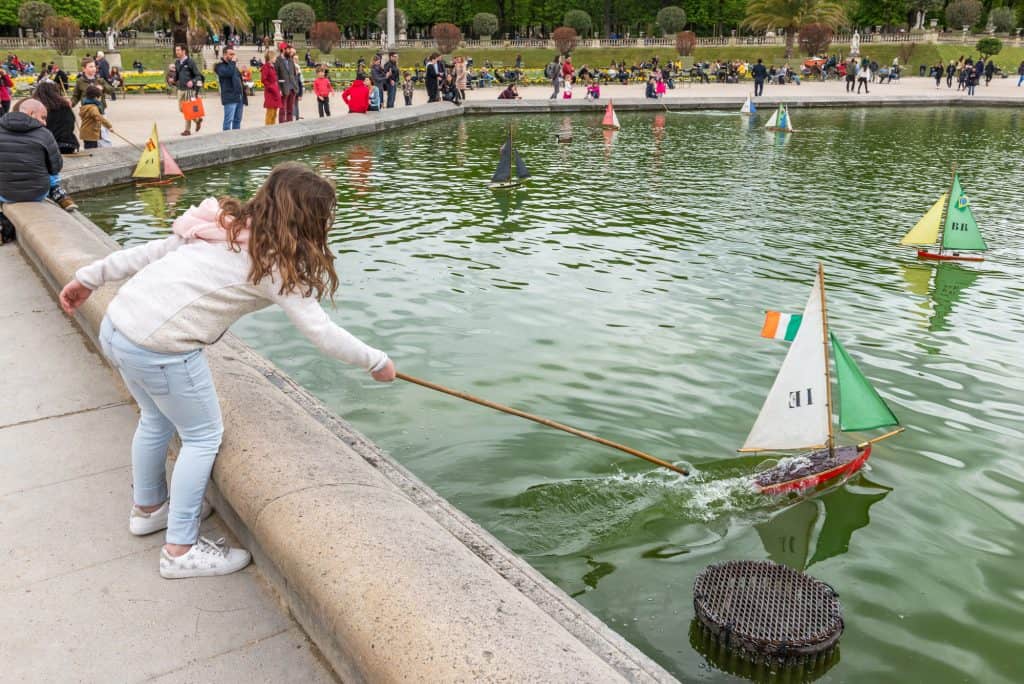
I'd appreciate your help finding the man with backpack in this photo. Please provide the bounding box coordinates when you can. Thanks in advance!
[546,56,561,99]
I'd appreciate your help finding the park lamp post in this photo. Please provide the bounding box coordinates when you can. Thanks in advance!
[386,0,395,49]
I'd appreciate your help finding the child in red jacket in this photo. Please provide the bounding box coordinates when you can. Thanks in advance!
[313,67,333,117]
[341,77,370,114]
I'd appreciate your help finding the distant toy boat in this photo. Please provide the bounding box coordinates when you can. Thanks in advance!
[489,127,530,189]
[132,124,183,186]
[741,264,903,495]
[741,96,756,115]
[900,169,987,262]
[602,101,620,130]
[764,103,793,132]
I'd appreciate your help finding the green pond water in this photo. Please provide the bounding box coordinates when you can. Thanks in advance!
[80,108,1024,683]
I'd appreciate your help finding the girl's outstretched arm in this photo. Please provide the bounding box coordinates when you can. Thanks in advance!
[74,234,186,290]
[272,290,394,381]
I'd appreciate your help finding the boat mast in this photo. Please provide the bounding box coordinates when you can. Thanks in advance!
[937,163,956,256]
[817,263,835,455]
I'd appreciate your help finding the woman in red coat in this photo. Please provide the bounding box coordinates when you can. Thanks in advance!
[261,49,282,125]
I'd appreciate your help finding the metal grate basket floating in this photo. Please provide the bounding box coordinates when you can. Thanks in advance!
[692,560,843,668]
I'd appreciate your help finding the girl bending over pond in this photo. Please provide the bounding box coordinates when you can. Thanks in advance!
[60,162,395,578]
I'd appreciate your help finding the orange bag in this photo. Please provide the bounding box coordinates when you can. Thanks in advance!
[181,94,205,121]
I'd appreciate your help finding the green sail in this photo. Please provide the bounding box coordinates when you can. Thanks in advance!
[942,174,987,251]
[830,333,899,432]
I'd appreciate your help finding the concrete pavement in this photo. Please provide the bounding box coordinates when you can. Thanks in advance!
[0,241,336,683]
[85,75,1023,150]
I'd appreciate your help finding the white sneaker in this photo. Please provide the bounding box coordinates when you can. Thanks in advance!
[129,498,213,536]
[159,536,252,579]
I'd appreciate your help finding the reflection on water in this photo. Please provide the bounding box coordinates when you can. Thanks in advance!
[901,262,982,334]
[77,109,1024,684]
[756,476,891,571]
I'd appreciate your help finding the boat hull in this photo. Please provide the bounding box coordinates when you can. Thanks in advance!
[753,445,871,495]
[488,180,523,189]
[917,249,984,262]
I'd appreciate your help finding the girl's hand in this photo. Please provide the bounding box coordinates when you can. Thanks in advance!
[59,279,92,315]
[371,358,396,383]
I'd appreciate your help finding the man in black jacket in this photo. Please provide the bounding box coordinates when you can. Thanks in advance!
[174,44,204,135]
[0,100,76,212]
[751,58,768,97]
[384,52,400,108]
[214,46,244,130]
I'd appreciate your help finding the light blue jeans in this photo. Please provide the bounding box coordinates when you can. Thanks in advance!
[222,101,243,130]
[99,316,223,545]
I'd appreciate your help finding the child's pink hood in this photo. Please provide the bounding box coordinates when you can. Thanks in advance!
[172,197,250,245]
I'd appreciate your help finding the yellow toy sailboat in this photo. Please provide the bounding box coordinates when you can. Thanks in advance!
[900,167,987,262]
[132,124,184,187]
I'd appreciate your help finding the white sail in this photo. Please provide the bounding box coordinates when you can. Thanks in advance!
[764,108,779,129]
[740,97,752,114]
[741,273,829,452]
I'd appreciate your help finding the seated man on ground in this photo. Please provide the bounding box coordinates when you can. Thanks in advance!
[0,99,76,212]
[497,83,521,99]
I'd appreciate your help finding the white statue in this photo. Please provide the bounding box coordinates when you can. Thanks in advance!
[107,27,116,51]
[851,31,860,56]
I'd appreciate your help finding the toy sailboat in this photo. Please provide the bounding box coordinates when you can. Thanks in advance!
[764,103,793,132]
[602,101,620,129]
[742,264,903,495]
[132,124,183,186]
[740,96,756,115]
[900,169,987,262]
[489,127,530,189]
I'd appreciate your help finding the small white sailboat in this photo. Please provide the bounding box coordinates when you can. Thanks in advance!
[764,104,794,132]
[741,96,756,115]
[741,264,903,494]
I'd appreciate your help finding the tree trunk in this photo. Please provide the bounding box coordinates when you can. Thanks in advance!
[604,0,611,37]
[785,28,794,59]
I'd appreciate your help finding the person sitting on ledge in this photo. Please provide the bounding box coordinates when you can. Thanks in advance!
[497,83,521,99]
[0,99,77,212]
[342,76,370,113]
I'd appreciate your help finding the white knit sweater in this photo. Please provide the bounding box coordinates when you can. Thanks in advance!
[75,235,389,373]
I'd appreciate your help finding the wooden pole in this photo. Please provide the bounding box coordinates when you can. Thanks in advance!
[396,372,689,476]
[857,427,905,448]
[108,129,143,152]
[937,162,956,256]
[818,263,835,456]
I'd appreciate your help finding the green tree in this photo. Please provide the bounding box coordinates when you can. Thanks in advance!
[471,11,498,37]
[53,0,100,26]
[18,0,55,30]
[656,5,687,34]
[944,0,982,29]
[564,9,593,37]
[988,7,1014,33]
[102,0,250,48]
[975,36,1002,57]
[279,2,315,33]
[743,0,847,58]
[0,0,16,26]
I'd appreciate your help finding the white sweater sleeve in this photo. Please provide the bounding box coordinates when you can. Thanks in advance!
[271,289,389,373]
[75,235,186,290]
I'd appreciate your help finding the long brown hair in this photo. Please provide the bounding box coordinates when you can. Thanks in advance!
[219,162,339,300]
